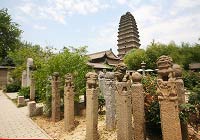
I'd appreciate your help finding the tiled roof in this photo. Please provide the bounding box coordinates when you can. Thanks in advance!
[87,62,112,69]
[87,50,119,60]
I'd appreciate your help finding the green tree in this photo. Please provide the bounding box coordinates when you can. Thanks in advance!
[0,8,22,64]
[34,46,90,102]
[8,42,53,82]
[124,49,148,70]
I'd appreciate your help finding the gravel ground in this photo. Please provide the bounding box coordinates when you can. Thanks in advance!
[32,115,200,140]
[32,115,117,140]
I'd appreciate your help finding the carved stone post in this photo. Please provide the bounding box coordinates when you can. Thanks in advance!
[114,63,133,140]
[64,73,74,131]
[22,70,27,87]
[27,58,33,87]
[131,72,145,140]
[86,72,99,140]
[173,64,188,140]
[157,56,182,140]
[51,72,60,122]
[98,71,105,96]
[104,72,116,131]
[30,77,35,101]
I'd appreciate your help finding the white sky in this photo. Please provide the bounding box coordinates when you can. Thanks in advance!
[1,0,200,54]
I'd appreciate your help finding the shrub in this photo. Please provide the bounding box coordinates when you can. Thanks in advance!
[18,87,30,99]
[4,83,21,92]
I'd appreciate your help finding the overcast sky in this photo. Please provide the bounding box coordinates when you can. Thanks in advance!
[1,0,200,54]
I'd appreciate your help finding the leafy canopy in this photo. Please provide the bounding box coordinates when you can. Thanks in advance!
[0,8,22,64]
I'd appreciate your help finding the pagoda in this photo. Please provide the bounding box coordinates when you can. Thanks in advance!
[117,12,140,59]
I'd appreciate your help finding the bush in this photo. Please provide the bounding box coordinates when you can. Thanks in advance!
[4,83,21,92]
[183,71,200,90]
[18,87,30,99]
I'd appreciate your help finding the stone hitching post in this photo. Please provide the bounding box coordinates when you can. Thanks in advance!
[156,56,182,140]
[98,71,105,96]
[51,72,61,122]
[30,75,35,101]
[27,58,33,87]
[114,63,133,140]
[85,72,99,140]
[104,72,116,131]
[173,64,188,140]
[21,70,27,87]
[131,72,145,140]
[64,73,75,131]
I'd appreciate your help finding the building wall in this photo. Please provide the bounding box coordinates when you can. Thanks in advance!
[0,69,8,89]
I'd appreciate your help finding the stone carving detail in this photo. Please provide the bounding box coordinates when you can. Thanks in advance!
[115,75,132,140]
[104,72,116,130]
[85,72,99,140]
[64,73,75,131]
[156,55,182,140]
[86,72,98,89]
[114,63,129,82]
[131,72,145,140]
[51,72,60,122]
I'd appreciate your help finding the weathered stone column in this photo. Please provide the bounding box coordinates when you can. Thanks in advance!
[156,56,182,140]
[98,71,105,96]
[114,63,132,140]
[51,72,60,122]
[173,64,188,140]
[22,70,27,87]
[86,72,99,140]
[27,58,33,87]
[30,77,35,101]
[64,73,74,131]
[104,72,116,131]
[116,79,132,140]
[131,72,145,140]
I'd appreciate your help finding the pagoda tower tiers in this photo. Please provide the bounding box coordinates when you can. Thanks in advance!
[117,12,140,59]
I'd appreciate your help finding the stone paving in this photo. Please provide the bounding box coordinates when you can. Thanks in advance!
[6,92,18,100]
[0,90,50,139]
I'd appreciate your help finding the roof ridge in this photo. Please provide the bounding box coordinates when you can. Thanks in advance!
[87,50,111,56]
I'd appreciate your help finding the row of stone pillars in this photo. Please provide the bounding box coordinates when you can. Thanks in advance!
[85,68,146,140]
[51,72,75,132]
[45,55,186,140]
[86,56,187,140]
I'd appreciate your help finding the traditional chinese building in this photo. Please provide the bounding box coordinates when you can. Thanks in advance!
[117,12,140,59]
[87,49,120,71]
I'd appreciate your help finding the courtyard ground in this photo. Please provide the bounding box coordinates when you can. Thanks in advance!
[0,90,50,139]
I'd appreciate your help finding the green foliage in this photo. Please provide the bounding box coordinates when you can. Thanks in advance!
[4,83,21,92]
[142,75,160,125]
[142,74,157,95]
[182,72,200,130]
[179,103,195,123]
[8,42,53,82]
[18,87,30,99]
[124,41,200,70]
[98,95,105,114]
[0,8,22,64]
[145,101,160,125]
[124,49,148,70]
[33,46,90,104]
[183,71,200,90]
